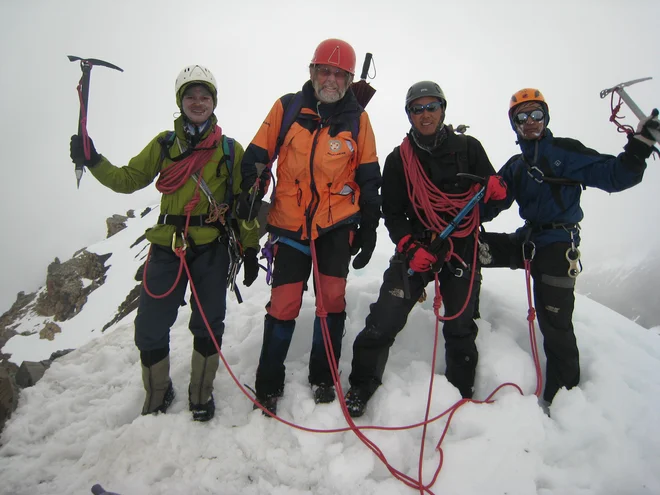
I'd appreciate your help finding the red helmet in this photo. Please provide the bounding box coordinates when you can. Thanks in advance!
[310,38,356,75]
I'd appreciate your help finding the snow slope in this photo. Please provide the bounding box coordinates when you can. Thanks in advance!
[1,209,659,495]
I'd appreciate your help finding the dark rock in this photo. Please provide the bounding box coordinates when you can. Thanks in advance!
[0,364,18,434]
[107,214,129,238]
[49,349,74,361]
[39,322,61,341]
[33,251,111,322]
[140,207,152,218]
[103,284,141,332]
[15,361,49,388]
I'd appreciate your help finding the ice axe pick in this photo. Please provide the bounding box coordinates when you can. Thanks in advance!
[68,55,123,188]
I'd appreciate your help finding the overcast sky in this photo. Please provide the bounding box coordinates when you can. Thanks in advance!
[1,0,659,313]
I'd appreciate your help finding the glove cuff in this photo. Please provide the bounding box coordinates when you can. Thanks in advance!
[624,135,653,160]
[396,234,413,253]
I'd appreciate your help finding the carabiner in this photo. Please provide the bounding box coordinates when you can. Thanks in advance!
[565,247,581,278]
[171,231,187,252]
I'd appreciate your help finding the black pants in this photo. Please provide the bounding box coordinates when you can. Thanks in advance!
[349,257,481,399]
[134,242,229,352]
[255,225,352,398]
[480,232,579,402]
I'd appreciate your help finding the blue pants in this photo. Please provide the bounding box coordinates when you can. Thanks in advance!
[134,242,229,352]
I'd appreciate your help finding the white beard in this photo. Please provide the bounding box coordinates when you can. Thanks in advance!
[313,80,347,103]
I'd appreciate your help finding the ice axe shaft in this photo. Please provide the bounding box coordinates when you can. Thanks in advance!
[600,77,660,142]
[68,55,123,188]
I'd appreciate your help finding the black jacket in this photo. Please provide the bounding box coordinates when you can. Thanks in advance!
[382,129,496,256]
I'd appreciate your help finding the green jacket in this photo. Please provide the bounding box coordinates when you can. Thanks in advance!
[89,115,259,250]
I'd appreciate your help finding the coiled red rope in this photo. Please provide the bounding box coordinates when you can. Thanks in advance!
[142,126,223,300]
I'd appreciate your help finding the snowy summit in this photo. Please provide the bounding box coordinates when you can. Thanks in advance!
[1,208,659,495]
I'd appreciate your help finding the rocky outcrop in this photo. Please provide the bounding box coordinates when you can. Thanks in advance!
[106,210,136,239]
[0,362,18,435]
[39,322,62,341]
[0,350,72,438]
[0,291,35,360]
[33,251,111,322]
[102,284,140,332]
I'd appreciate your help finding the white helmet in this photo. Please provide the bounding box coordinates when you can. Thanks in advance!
[175,65,217,108]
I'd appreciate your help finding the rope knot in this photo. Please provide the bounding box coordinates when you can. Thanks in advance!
[527,308,536,322]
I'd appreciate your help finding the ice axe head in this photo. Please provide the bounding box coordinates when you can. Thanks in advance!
[67,55,124,73]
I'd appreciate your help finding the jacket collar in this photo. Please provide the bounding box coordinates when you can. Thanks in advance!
[518,127,553,162]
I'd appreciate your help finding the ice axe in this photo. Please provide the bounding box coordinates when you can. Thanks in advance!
[406,173,486,276]
[351,52,376,108]
[68,55,123,188]
[600,77,660,142]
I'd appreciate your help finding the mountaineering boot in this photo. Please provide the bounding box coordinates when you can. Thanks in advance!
[253,394,279,417]
[188,349,220,422]
[312,383,336,404]
[344,387,371,418]
[141,355,175,415]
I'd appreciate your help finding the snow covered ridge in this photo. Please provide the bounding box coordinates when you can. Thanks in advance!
[1,208,660,494]
[1,208,156,365]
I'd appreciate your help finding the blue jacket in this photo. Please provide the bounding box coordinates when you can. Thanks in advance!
[483,129,647,247]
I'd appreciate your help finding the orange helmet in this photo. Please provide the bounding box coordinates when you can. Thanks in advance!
[509,88,549,125]
[311,38,356,75]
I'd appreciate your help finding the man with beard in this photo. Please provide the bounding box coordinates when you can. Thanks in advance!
[344,81,507,418]
[238,39,382,415]
[479,88,657,409]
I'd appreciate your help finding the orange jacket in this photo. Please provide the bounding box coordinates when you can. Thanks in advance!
[241,81,381,241]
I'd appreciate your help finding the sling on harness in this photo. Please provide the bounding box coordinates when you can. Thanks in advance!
[513,152,586,212]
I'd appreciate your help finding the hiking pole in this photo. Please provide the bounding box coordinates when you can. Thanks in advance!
[407,175,486,276]
[68,55,123,188]
[600,77,660,142]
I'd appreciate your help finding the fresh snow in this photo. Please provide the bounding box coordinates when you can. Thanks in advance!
[1,209,660,495]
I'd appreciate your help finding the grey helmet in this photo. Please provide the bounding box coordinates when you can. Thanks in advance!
[405,81,447,111]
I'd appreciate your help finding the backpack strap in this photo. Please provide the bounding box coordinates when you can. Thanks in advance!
[217,135,236,208]
[271,91,305,165]
[157,131,177,169]
[454,133,469,174]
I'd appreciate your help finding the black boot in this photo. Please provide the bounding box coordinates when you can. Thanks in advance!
[344,387,371,418]
[312,383,336,404]
[253,394,279,417]
[190,395,216,422]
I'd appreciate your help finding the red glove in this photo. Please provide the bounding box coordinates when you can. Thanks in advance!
[397,235,437,272]
[483,175,507,203]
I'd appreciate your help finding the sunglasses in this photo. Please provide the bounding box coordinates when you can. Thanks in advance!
[514,109,545,124]
[408,101,444,115]
[314,65,349,81]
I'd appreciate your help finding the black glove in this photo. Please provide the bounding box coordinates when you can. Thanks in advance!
[637,110,659,144]
[351,224,377,270]
[624,133,654,160]
[70,134,101,168]
[242,247,259,287]
[235,191,262,222]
